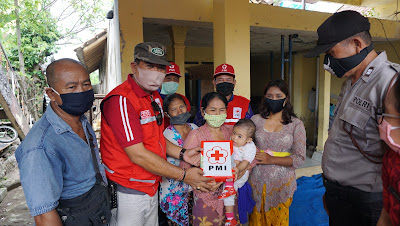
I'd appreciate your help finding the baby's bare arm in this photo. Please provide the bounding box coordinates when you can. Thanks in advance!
[236,160,250,172]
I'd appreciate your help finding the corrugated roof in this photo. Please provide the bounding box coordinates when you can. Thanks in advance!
[337,4,373,16]
[74,30,107,73]
[252,0,373,16]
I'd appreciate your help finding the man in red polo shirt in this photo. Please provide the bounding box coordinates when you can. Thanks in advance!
[100,42,212,225]
[158,62,191,128]
[194,63,253,126]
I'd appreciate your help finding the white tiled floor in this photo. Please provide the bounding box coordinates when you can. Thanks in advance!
[299,157,321,169]
[296,152,323,178]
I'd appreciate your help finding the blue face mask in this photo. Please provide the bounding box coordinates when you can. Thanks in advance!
[160,82,179,95]
[52,88,94,116]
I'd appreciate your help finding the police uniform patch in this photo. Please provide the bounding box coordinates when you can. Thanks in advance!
[365,67,374,76]
[350,95,372,114]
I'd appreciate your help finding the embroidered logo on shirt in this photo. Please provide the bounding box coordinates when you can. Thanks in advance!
[233,107,242,119]
[140,110,152,119]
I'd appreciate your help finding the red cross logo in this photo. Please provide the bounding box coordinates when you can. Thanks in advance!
[206,146,228,164]
[211,150,224,161]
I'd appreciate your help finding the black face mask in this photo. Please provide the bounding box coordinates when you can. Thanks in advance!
[53,88,94,116]
[265,97,286,114]
[169,112,191,125]
[216,82,234,96]
[324,44,374,78]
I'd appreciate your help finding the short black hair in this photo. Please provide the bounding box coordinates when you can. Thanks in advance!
[163,93,186,113]
[201,92,228,110]
[234,118,256,140]
[343,31,372,46]
[46,58,86,87]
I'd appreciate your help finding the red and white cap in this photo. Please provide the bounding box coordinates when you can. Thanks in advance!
[166,62,181,77]
[213,63,235,78]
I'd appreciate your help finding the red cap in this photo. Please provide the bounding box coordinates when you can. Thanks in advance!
[213,64,235,78]
[166,62,181,77]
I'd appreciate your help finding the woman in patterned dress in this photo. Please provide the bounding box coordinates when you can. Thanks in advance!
[160,94,198,226]
[182,92,238,226]
[248,80,306,226]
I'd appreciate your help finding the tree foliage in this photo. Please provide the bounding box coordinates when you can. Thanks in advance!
[0,0,110,120]
[0,0,61,120]
[4,0,60,77]
[54,0,110,43]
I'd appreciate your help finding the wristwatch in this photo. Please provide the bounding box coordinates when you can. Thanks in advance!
[179,148,187,161]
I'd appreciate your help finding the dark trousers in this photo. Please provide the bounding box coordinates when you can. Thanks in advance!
[158,205,169,226]
[158,183,169,226]
[323,176,383,226]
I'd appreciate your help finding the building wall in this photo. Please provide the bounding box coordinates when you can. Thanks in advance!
[375,40,400,64]
[292,54,318,144]
[118,0,400,150]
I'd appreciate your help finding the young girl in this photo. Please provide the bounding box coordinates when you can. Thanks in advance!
[219,119,257,226]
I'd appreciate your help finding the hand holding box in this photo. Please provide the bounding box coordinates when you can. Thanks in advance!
[201,141,235,182]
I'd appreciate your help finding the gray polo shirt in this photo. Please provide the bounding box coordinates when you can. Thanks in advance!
[322,51,400,193]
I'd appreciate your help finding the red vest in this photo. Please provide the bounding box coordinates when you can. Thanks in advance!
[100,80,166,196]
[225,95,250,125]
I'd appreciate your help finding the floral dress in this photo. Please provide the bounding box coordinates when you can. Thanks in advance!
[160,123,198,226]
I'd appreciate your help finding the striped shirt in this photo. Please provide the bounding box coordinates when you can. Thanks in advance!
[102,95,143,148]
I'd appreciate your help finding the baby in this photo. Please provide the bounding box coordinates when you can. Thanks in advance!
[219,118,257,226]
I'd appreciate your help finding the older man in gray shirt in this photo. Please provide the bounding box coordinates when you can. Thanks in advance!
[305,11,400,226]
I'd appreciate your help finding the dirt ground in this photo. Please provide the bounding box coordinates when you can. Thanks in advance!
[0,141,34,225]
[0,186,33,225]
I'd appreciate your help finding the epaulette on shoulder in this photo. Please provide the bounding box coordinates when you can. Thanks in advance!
[388,62,400,73]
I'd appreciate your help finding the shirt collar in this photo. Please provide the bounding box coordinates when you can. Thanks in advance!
[127,74,156,98]
[157,88,166,99]
[45,104,88,134]
[361,51,388,83]
[228,94,234,102]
